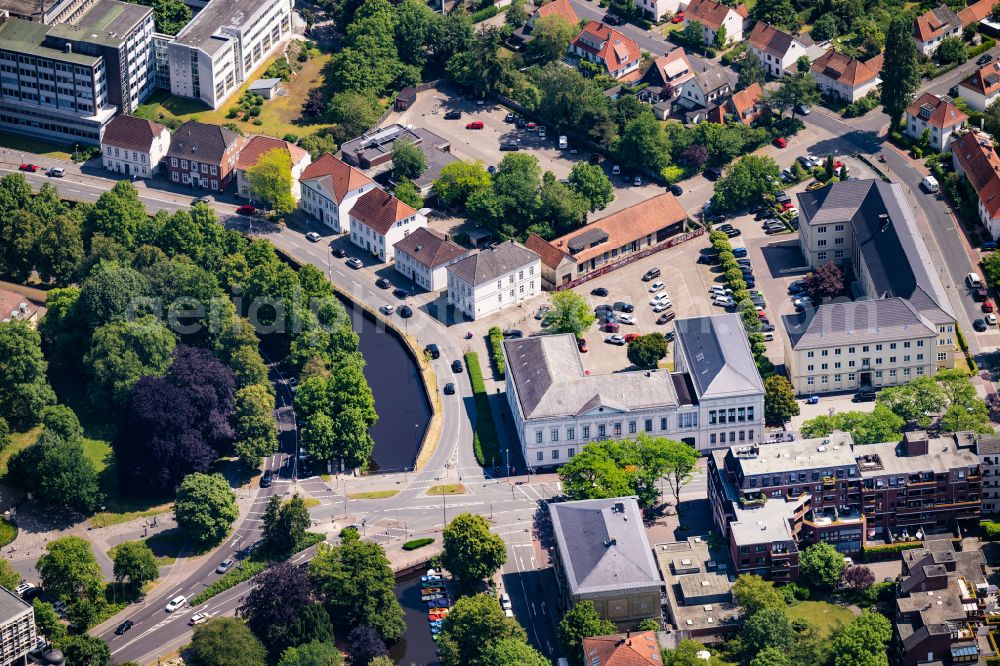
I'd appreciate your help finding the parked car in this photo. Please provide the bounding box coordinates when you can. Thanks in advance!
[500,140,520,151]
[974,318,988,331]
[671,11,684,22]
[465,120,484,130]
[713,295,734,307]
[978,53,994,66]
[18,163,38,172]
[805,395,819,404]
[852,390,877,402]
[500,593,512,610]
[983,240,998,251]
[733,247,748,258]
[612,164,621,175]
[725,229,742,238]
[649,293,669,306]
[260,470,272,487]
[451,359,463,372]
[806,181,825,191]
[375,277,391,289]
[633,175,642,186]
[623,333,639,343]
[14,583,34,599]
[760,322,775,332]
[444,110,462,119]
[709,286,732,296]
[704,166,722,180]
[657,311,676,325]
[604,12,623,24]
[534,305,550,320]
[795,104,811,115]
[649,281,665,292]
[46,167,64,177]
[503,329,523,338]
[577,337,588,353]
[331,247,347,258]
[652,301,672,312]
[393,287,410,299]
[642,268,661,281]
[780,169,794,183]
[591,286,609,296]
[988,313,998,326]
[613,301,634,312]
[669,184,683,196]
[425,343,441,359]
[618,313,637,325]
[505,112,515,122]
[379,304,395,315]
[525,122,537,130]
[346,257,363,269]
[605,334,626,345]
[538,126,547,138]
[772,136,787,148]
[165,596,187,612]
[973,287,989,302]
[984,300,995,313]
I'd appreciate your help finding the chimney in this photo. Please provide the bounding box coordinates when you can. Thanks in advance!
[903,431,929,456]
[64,42,72,53]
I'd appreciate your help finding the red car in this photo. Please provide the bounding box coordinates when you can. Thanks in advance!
[671,12,684,22]
[623,333,640,343]
[465,121,484,130]
[984,300,995,313]
[19,163,39,172]
[757,311,768,320]
[773,137,787,148]
[834,160,844,169]
[577,337,588,353]
[526,122,537,130]
[236,204,256,216]
[781,201,795,211]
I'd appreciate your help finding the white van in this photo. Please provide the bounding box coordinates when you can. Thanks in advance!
[967,273,983,288]
[921,175,939,193]
[558,135,568,149]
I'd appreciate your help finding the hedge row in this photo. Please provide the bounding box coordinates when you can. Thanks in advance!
[970,37,997,59]
[470,5,498,22]
[488,326,505,378]
[465,352,502,468]
[860,540,922,562]
[403,537,435,551]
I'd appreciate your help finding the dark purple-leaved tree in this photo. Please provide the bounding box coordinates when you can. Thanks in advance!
[804,262,845,301]
[840,565,875,590]
[349,624,388,666]
[112,345,235,495]
[238,562,332,657]
[681,144,708,168]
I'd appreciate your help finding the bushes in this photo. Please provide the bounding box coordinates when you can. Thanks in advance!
[465,352,501,468]
[844,92,880,118]
[970,37,997,59]
[470,5,499,22]
[403,537,434,551]
[983,519,1000,540]
[861,541,922,562]
[488,327,505,378]
[956,324,971,354]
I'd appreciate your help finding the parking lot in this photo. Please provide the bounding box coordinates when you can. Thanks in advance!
[388,86,668,217]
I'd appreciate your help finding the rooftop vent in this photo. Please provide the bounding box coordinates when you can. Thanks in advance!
[878,213,891,233]
[612,502,625,513]
[603,538,617,548]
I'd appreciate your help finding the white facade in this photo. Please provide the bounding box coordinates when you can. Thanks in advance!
[749,39,808,78]
[959,86,997,112]
[349,207,427,263]
[683,6,745,48]
[446,245,541,321]
[301,178,375,234]
[637,0,687,22]
[394,250,463,292]
[811,69,880,103]
[101,126,170,178]
[236,152,310,201]
[167,0,292,109]
[905,109,965,152]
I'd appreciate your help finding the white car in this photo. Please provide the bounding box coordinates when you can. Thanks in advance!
[188,612,208,626]
[652,301,672,312]
[709,286,732,296]
[988,313,998,326]
[649,293,669,306]
[648,281,665,293]
[605,334,626,345]
[805,154,821,168]
[165,595,187,613]
[713,295,734,307]
[305,231,321,242]
[618,314,637,324]
[379,304,394,315]
[500,593,512,610]
[793,296,814,308]
[612,165,621,175]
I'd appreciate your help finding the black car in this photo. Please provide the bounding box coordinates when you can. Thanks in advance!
[664,331,675,342]
[444,110,462,120]
[375,277,391,289]
[260,470,273,488]
[591,287,609,296]
[451,359,463,372]
[397,305,413,318]
[718,224,734,232]
[613,301,634,313]
[114,620,134,636]
[604,12,622,24]
[505,112,516,122]
[704,166,723,181]
[424,343,440,359]
[500,140,520,151]
[669,184,683,196]
[515,117,527,129]
[979,53,994,66]
[392,288,410,299]
[534,305,550,320]
[642,268,661,281]
[503,329,523,338]
[725,229,742,238]
[974,318,988,332]
[443,383,456,395]
[331,247,347,258]
[697,255,716,265]
[852,390,877,403]
[760,323,775,332]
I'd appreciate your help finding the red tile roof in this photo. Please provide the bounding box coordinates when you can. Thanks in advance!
[914,4,961,42]
[101,115,166,153]
[684,0,742,30]
[960,61,1000,97]
[534,0,579,25]
[905,92,968,129]
[0,289,37,323]
[581,632,661,666]
[349,188,418,235]
[729,82,765,124]
[300,153,374,204]
[572,21,641,74]
[650,48,694,89]
[810,50,881,87]
[235,135,309,170]
[953,130,1000,217]
[958,0,993,26]
[524,232,571,270]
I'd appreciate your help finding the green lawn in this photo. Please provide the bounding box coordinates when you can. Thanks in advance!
[427,484,466,496]
[348,490,400,500]
[0,427,40,480]
[0,519,17,548]
[785,600,858,639]
[0,132,73,160]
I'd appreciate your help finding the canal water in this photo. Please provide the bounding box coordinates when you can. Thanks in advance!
[339,298,432,472]
[389,571,442,666]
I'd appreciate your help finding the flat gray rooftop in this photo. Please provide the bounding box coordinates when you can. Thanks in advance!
[0,16,99,64]
[173,0,250,54]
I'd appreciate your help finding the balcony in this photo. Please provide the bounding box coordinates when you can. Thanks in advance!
[823,476,836,486]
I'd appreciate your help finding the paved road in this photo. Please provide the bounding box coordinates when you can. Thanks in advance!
[921,44,1000,97]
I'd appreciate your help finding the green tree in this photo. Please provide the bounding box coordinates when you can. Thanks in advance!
[39,287,87,369]
[941,401,993,433]
[331,405,376,470]
[714,23,728,48]
[799,542,847,589]
[33,600,65,642]
[936,36,966,64]
[627,333,669,368]
[234,383,279,468]
[662,640,726,665]
[737,54,766,92]
[505,0,527,27]
[0,417,8,451]
[247,148,296,216]
[393,177,423,208]
[130,0,191,35]
[84,180,147,248]
[558,601,616,665]
[491,152,542,235]
[262,493,311,559]
[810,14,842,41]
[277,641,344,666]
[750,0,798,30]
[800,404,905,444]
[173,473,239,547]
[442,513,507,590]
[392,138,427,180]
[112,540,159,588]
[481,637,549,666]
[568,162,614,211]
[0,559,17,592]
[0,209,42,282]
[432,160,492,208]
[528,14,577,63]
[84,315,176,408]
[189,617,267,666]
[732,574,784,615]
[309,539,406,642]
[614,111,671,174]
[539,175,587,236]
[881,13,920,130]
[8,429,103,512]
[542,290,596,336]
[767,72,820,119]
[58,634,110,666]
[876,375,946,423]
[37,536,103,601]
[35,213,84,285]
[651,438,700,521]
[830,610,892,666]
[682,20,704,49]
[328,91,383,144]
[764,375,800,424]
[446,26,511,97]
[742,607,794,657]
[79,261,150,328]
[437,593,527,666]
[0,321,56,428]
[713,155,781,211]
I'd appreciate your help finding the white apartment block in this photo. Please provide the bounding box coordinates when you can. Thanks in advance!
[446,241,541,321]
[299,153,376,233]
[0,586,36,666]
[503,314,765,469]
[348,188,426,263]
[166,0,292,109]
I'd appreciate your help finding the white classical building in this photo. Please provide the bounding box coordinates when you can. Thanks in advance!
[348,188,427,263]
[100,114,170,178]
[234,135,311,202]
[503,314,765,468]
[393,227,468,292]
[446,241,541,321]
[299,153,376,233]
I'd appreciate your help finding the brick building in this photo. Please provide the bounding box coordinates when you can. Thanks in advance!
[165,121,246,192]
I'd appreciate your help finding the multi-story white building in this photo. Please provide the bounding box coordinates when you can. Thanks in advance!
[979,436,1000,516]
[100,114,169,177]
[299,153,376,233]
[958,61,1000,112]
[810,51,882,103]
[446,241,541,321]
[503,314,765,468]
[348,188,426,263]
[166,0,292,109]
[904,92,967,153]
[0,585,36,666]
[568,21,641,80]
[683,0,748,47]
[784,180,957,395]
[234,134,310,201]
[393,227,468,292]
[913,4,962,57]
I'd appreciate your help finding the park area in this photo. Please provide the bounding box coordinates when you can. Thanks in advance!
[785,600,858,638]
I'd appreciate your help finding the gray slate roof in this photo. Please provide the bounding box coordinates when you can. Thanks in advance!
[446,241,539,286]
[674,314,764,399]
[783,297,938,349]
[503,334,683,419]
[549,497,662,597]
[691,63,730,94]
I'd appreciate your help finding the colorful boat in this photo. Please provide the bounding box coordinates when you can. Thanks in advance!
[422,587,442,594]
[421,594,444,602]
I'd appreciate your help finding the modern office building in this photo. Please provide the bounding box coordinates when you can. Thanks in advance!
[166,0,292,109]
[655,536,742,640]
[783,180,957,395]
[0,585,36,666]
[708,431,982,581]
[0,0,96,25]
